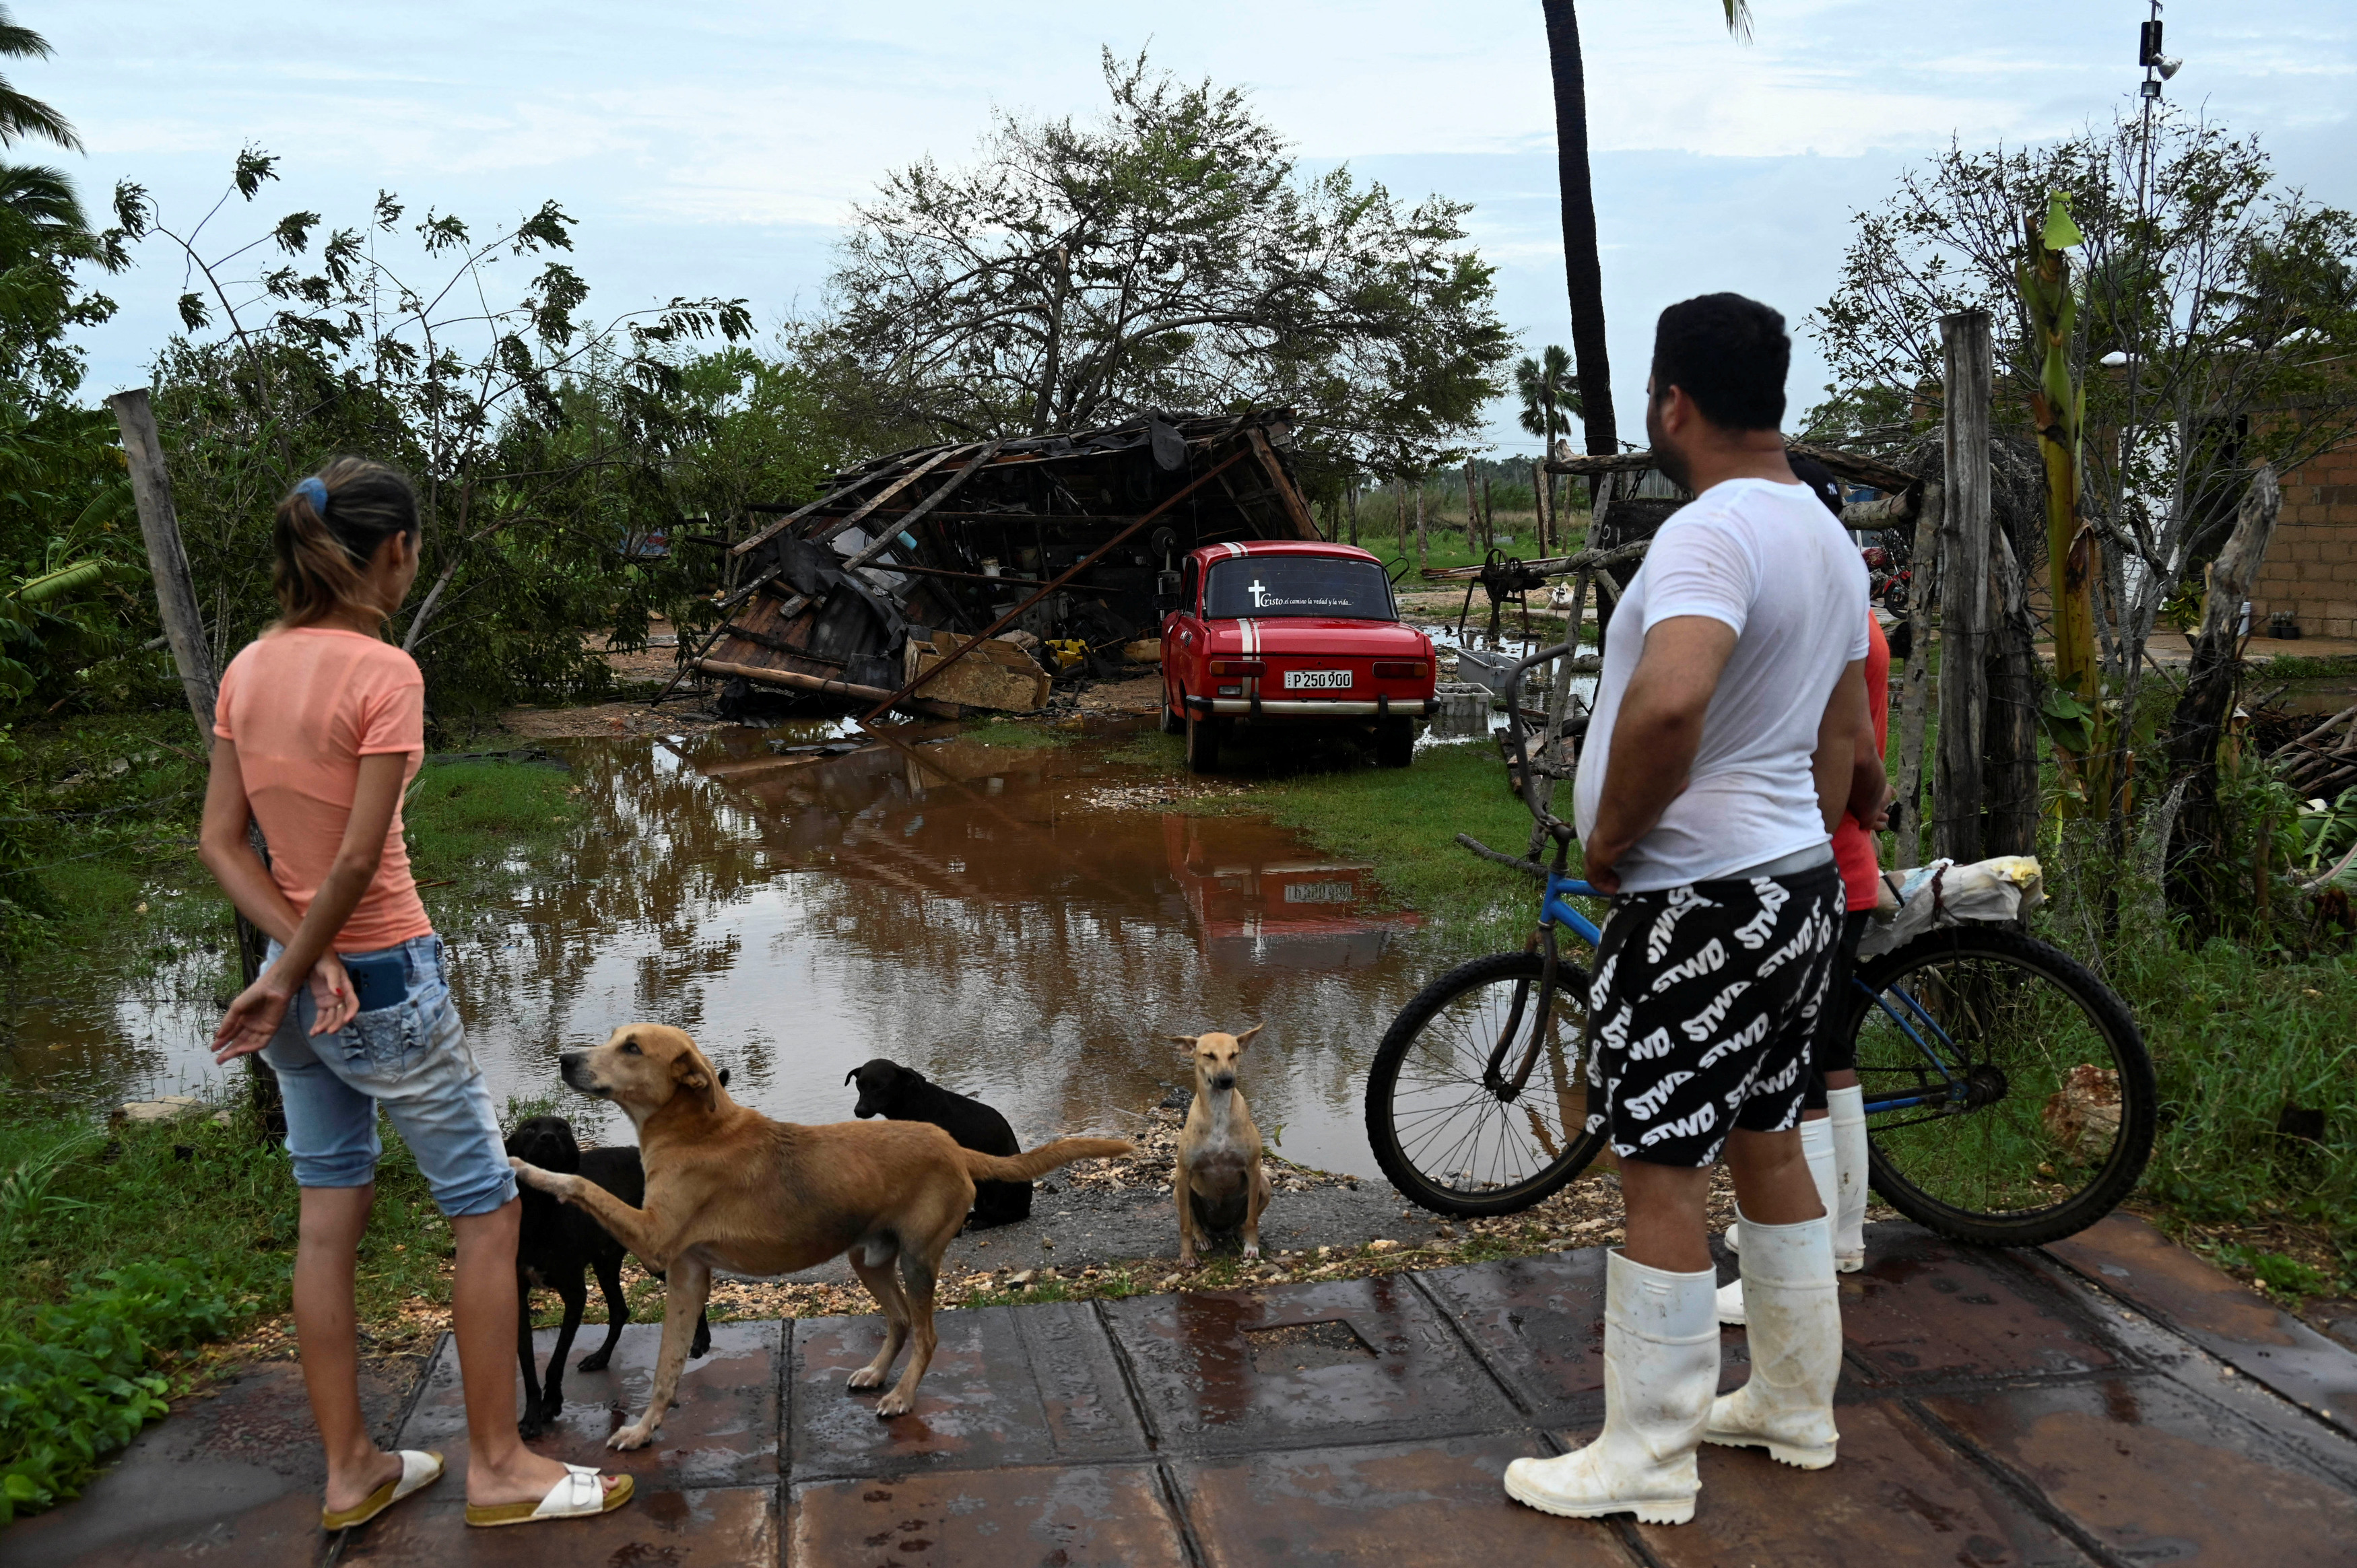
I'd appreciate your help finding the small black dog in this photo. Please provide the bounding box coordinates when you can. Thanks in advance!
[506,1114,715,1438]
[845,1058,1032,1227]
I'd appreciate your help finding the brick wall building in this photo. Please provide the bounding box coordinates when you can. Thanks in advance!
[2250,436,2357,638]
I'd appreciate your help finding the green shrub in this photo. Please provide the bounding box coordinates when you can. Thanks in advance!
[0,1260,236,1522]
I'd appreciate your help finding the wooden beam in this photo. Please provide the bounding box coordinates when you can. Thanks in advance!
[806,442,973,549]
[1248,427,1321,540]
[1934,310,1993,864]
[860,452,1249,722]
[731,463,907,555]
[830,441,1003,576]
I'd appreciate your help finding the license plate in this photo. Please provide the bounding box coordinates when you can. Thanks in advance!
[1284,881,1356,904]
[1284,669,1352,690]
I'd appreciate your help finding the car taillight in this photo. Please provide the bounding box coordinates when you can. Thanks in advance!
[1209,660,1265,675]
[1373,660,1426,680]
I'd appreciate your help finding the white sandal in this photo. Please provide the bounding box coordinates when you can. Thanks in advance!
[464,1462,633,1528]
[322,1448,443,1531]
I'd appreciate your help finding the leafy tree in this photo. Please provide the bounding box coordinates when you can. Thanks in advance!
[1811,110,2357,684]
[827,48,1510,465]
[116,151,756,717]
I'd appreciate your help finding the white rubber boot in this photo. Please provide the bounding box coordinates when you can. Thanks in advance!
[1503,1251,1718,1526]
[1704,1213,1842,1469]
[1828,1085,1868,1271]
[1716,1118,1836,1324]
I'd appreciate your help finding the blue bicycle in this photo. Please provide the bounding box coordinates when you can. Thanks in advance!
[1364,644,2155,1246]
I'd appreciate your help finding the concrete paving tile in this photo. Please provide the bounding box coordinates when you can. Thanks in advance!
[1923,1374,2357,1567]
[1416,1250,1747,1425]
[397,1320,778,1491]
[1098,1275,1522,1456]
[790,1301,1147,1480]
[336,1480,775,1567]
[1629,1400,2096,1568]
[0,1357,417,1568]
[1174,1432,1634,1567]
[2045,1213,2357,1437]
[1841,1224,2123,1386]
[789,1463,1185,1568]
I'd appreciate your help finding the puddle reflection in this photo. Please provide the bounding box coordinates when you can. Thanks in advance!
[11,722,1454,1178]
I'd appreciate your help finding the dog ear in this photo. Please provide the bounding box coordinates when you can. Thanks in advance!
[1168,1034,1198,1048]
[671,1054,711,1093]
[1232,1023,1264,1050]
[844,1067,860,1087]
[717,1066,731,1088]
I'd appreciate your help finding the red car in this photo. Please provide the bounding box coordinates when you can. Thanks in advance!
[1159,541,1438,772]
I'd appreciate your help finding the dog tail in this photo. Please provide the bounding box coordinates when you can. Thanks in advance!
[961,1136,1132,1183]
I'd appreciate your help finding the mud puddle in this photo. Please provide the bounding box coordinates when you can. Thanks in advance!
[13,718,1445,1180]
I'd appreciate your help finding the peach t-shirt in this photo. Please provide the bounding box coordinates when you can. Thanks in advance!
[213,627,433,953]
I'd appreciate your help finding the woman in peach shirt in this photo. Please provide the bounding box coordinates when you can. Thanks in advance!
[201,459,627,1532]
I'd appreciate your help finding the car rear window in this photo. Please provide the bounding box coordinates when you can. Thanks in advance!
[1205,556,1395,620]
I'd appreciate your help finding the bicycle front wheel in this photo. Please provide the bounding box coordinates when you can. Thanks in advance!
[1366,950,1607,1217]
[1846,926,2155,1247]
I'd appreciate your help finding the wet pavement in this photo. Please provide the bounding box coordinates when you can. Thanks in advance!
[12,1212,2356,1567]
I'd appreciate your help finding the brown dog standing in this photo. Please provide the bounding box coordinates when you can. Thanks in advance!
[1170,1025,1271,1268]
[508,1025,1130,1441]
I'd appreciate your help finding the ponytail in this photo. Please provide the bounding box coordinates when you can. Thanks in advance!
[271,458,420,631]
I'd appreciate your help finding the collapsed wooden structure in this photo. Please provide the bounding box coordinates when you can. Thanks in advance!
[687,409,1321,716]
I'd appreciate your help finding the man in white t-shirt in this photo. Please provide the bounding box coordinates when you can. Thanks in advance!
[1505,294,1883,1528]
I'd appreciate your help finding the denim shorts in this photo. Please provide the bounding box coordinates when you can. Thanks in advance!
[260,932,517,1218]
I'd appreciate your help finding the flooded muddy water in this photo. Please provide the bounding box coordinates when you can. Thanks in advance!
[13,721,1458,1180]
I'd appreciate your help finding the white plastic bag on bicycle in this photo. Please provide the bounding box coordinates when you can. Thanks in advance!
[1857,855,2044,959]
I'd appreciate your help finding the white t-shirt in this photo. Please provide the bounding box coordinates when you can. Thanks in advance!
[1572,476,1871,893]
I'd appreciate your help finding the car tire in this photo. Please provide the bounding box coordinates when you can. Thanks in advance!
[1376,716,1415,768]
[1186,712,1224,773]
[1160,691,1185,736]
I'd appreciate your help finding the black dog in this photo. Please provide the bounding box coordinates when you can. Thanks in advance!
[845,1058,1032,1227]
[506,1115,715,1438]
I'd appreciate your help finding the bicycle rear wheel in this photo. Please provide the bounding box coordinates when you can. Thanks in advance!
[1366,950,1607,1217]
[1845,926,2154,1246]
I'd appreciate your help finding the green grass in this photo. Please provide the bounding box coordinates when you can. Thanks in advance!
[0,1093,455,1521]
[1342,508,1591,577]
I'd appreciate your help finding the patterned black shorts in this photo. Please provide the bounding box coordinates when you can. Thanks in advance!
[1583,863,1843,1167]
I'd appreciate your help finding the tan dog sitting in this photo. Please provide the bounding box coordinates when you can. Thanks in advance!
[1170,1025,1272,1268]
[508,1025,1130,1439]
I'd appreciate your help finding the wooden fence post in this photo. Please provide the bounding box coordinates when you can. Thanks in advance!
[112,390,218,733]
[110,388,281,1126]
[1934,310,1993,864]
[1531,460,1552,555]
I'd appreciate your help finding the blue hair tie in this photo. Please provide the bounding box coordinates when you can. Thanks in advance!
[295,476,329,513]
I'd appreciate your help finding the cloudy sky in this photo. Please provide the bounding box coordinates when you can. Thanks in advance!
[32,1,2357,451]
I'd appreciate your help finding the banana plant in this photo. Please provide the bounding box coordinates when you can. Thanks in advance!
[2020,191,2109,811]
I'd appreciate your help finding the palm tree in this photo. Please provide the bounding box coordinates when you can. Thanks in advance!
[0,6,84,234]
[0,6,77,153]
[1542,0,1752,467]
[1514,346,1577,447]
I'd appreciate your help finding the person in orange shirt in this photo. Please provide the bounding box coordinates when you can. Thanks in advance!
[201,459,629,1532]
